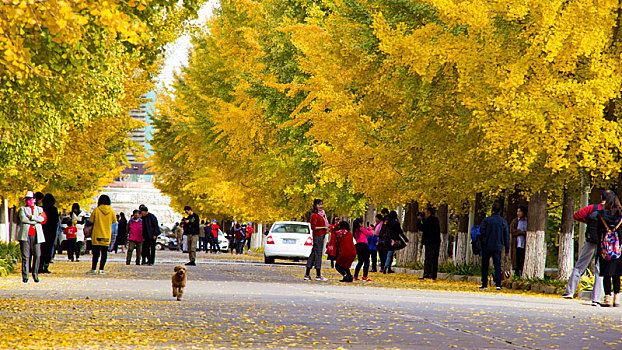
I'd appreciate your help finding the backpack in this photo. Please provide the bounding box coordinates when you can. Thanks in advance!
[599,215,622,260]
[470,225,481,256]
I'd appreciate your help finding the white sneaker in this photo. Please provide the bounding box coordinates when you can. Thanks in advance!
[98,270,105,275]
[303,275,311,281]
[315,276,328,281]
[86,270,97,275]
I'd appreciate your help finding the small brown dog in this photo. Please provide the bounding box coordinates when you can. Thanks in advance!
[172,265,187,301]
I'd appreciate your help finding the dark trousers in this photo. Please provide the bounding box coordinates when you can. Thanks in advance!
[20,236,40,281]
[67,238,78,261]
[335,264,352,279]
[198,236,206,251]
[354,243,370,278]
[516,247,525,276]
[378,249,388,270]
[235,240,245,254]
[211,236,220,253]
[603,276,621,295]
[369,249,377,271]
[91,245,108,271]
[423,243,440,279]
[142,239,156,264]
[246,236,251,250]
[40,238,54,270]
[481,249,502,288]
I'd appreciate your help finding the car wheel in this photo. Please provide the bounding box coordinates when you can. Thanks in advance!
[264,255,274,264]
[156,243,163,250]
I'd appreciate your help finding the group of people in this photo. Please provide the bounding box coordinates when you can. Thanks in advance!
[17,189,163,282]
[303,199,409,282]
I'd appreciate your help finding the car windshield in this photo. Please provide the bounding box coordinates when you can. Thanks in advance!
[271,224,310,234]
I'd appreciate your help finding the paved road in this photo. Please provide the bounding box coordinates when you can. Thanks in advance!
[0,251,620,349]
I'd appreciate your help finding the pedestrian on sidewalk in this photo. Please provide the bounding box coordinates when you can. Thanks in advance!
[115,212,127,254]
[88,195,117,275]
[327,216,340,268]
[509,206,527,277]
[246,223,254,250]
[126,210,143,265]
[40,193,59,274]
[479,202,509,291]
[71,203,86,260]
[141,206,160,266]
[353,218,373,281]
[368,215,382,272]
[383,211,408,274]
[304,199,329,281]
[334,221,356,282]
[173,222,183,251]
[562,190,611,305]
[211,220,221,253]
[234,224,245,254]
[18,191,46,283]
[199,220,206,252]
[594,194,622,307]
[183,206,200,266]
[377,208,390,272]
[63,220,78,262]
[417,207,440,280]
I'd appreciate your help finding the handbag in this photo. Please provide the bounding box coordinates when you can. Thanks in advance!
[84,224,93,238]
[391,238,406,251]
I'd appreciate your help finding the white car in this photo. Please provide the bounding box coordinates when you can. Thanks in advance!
[217,230,229,252]
[264,221,313,264]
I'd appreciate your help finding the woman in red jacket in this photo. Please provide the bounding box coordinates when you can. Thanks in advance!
[334,221,356,282]
[305,199,329,281]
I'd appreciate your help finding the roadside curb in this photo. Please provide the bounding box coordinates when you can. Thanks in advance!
[393,267,590,300]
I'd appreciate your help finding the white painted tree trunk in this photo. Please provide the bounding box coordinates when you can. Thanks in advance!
[455,231,468,265]
[558,190,575,280]
[523,191,547,279]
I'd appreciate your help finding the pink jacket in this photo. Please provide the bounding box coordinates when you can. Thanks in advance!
[128,218,143,242]
[354,227,373,244]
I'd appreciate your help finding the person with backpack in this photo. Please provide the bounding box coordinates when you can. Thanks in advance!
[352,218,373,281]
[478,202,510,291]
[593,194,622,307]
[562,190,612,305]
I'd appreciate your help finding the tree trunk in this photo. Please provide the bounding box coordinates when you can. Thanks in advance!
[558,190,575,281]
[455,214,469,265]
[523,191,548,279]
[397,201,419,266]
[438,204,449,264]
[474,193,486,226]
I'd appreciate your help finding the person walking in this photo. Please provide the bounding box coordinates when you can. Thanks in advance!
[17,191,46,283]
[417,207,441,280]
[383,211,408,274]
[211,220,221,253]
[88,195,117,275]
[126,210,143,265]
[183,206,200,266]
[115,212,128,254]
[140,206,160,266]
[173,222,183,251]
[594,194,622,307]
[63,220,78,262]
[333,221,356,282]
[369,215,382,272]
[562,191,612,305]
[304,199,329,281]
[70,203,86,261]
[479,202,510,291]
[353,218,373,281]
[509,206,527,277]
[40,194,59,274]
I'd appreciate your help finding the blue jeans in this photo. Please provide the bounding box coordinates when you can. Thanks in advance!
[384,250,394,272]
[481,250,502,288]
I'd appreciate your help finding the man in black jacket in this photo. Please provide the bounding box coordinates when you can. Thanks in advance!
[140,206,160,266]
[417,207,441,280]
[479,202,510,290]
[183,206,200,266]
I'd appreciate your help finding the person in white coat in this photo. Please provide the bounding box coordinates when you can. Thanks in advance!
[70,203,86,261]
[17,191,46,283]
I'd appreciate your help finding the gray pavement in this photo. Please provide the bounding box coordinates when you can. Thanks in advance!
[0,251,620,349]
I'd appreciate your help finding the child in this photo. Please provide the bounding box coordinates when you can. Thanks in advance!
[126,210,143,265]
[63,219,78,262]
[334,221,357,282]
[326,216,340,268]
